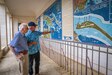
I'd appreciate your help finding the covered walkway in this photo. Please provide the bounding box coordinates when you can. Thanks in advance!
[0,0,112,75]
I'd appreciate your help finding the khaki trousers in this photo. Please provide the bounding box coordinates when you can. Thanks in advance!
[23,54,28,75]
[9,46,28,75]
[19,54,28,75]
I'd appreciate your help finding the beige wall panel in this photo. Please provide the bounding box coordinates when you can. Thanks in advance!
[40,14,43,32]
[13,18,18,35]
[62,0,73,41]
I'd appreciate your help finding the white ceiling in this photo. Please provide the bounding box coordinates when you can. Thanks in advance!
[4,0,55,18]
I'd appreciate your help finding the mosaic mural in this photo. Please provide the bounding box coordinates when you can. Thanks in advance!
[37,16,41,31]
[43,0,62,40]
[74,0,112,46]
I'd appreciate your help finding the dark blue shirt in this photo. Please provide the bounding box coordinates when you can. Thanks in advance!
[10,31,28,54]
[25,30,42,55]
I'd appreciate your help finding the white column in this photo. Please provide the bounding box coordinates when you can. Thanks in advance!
[40,14,43,32]
[62,0,74,41]
[13,18,19,35]
[0,4,7,48]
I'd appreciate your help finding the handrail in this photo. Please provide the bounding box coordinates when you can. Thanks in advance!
[40,38,112,48]
[40,38,112,75]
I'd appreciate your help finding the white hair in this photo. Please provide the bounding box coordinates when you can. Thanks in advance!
[19,23,28,31]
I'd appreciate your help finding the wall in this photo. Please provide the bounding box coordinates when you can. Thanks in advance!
[43,0,62,40]
[73,0,112,46]
[40,15,43,32]
[13,18,18,36]
[38,0,112,75]
[0,4,7,48]
[39,0,74,41]
[62,0,73,41]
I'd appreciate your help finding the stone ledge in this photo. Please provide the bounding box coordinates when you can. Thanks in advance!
[0,46,10,61]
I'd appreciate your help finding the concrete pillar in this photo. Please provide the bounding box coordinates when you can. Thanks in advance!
[62,0,74,41]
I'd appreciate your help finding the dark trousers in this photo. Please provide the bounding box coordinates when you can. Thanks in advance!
[29,51,40,75]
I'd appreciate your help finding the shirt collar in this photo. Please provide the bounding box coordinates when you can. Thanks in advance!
[19,31,25,37]
[28,30,35,33]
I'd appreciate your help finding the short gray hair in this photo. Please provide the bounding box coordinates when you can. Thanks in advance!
[19,23,28,31]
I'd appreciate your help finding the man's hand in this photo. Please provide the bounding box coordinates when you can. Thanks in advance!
[20,50,27,55]
[31,42,37,45]
[28,42,37,46]
[16,53,24,59]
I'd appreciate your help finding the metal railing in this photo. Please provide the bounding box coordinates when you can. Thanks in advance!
[40,38,112,75]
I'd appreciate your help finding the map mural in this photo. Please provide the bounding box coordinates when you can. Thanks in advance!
[43,0,62,40]
[74,0,112,46]
[37,16,41,31]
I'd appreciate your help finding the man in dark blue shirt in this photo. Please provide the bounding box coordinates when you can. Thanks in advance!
[26,21,53,75]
